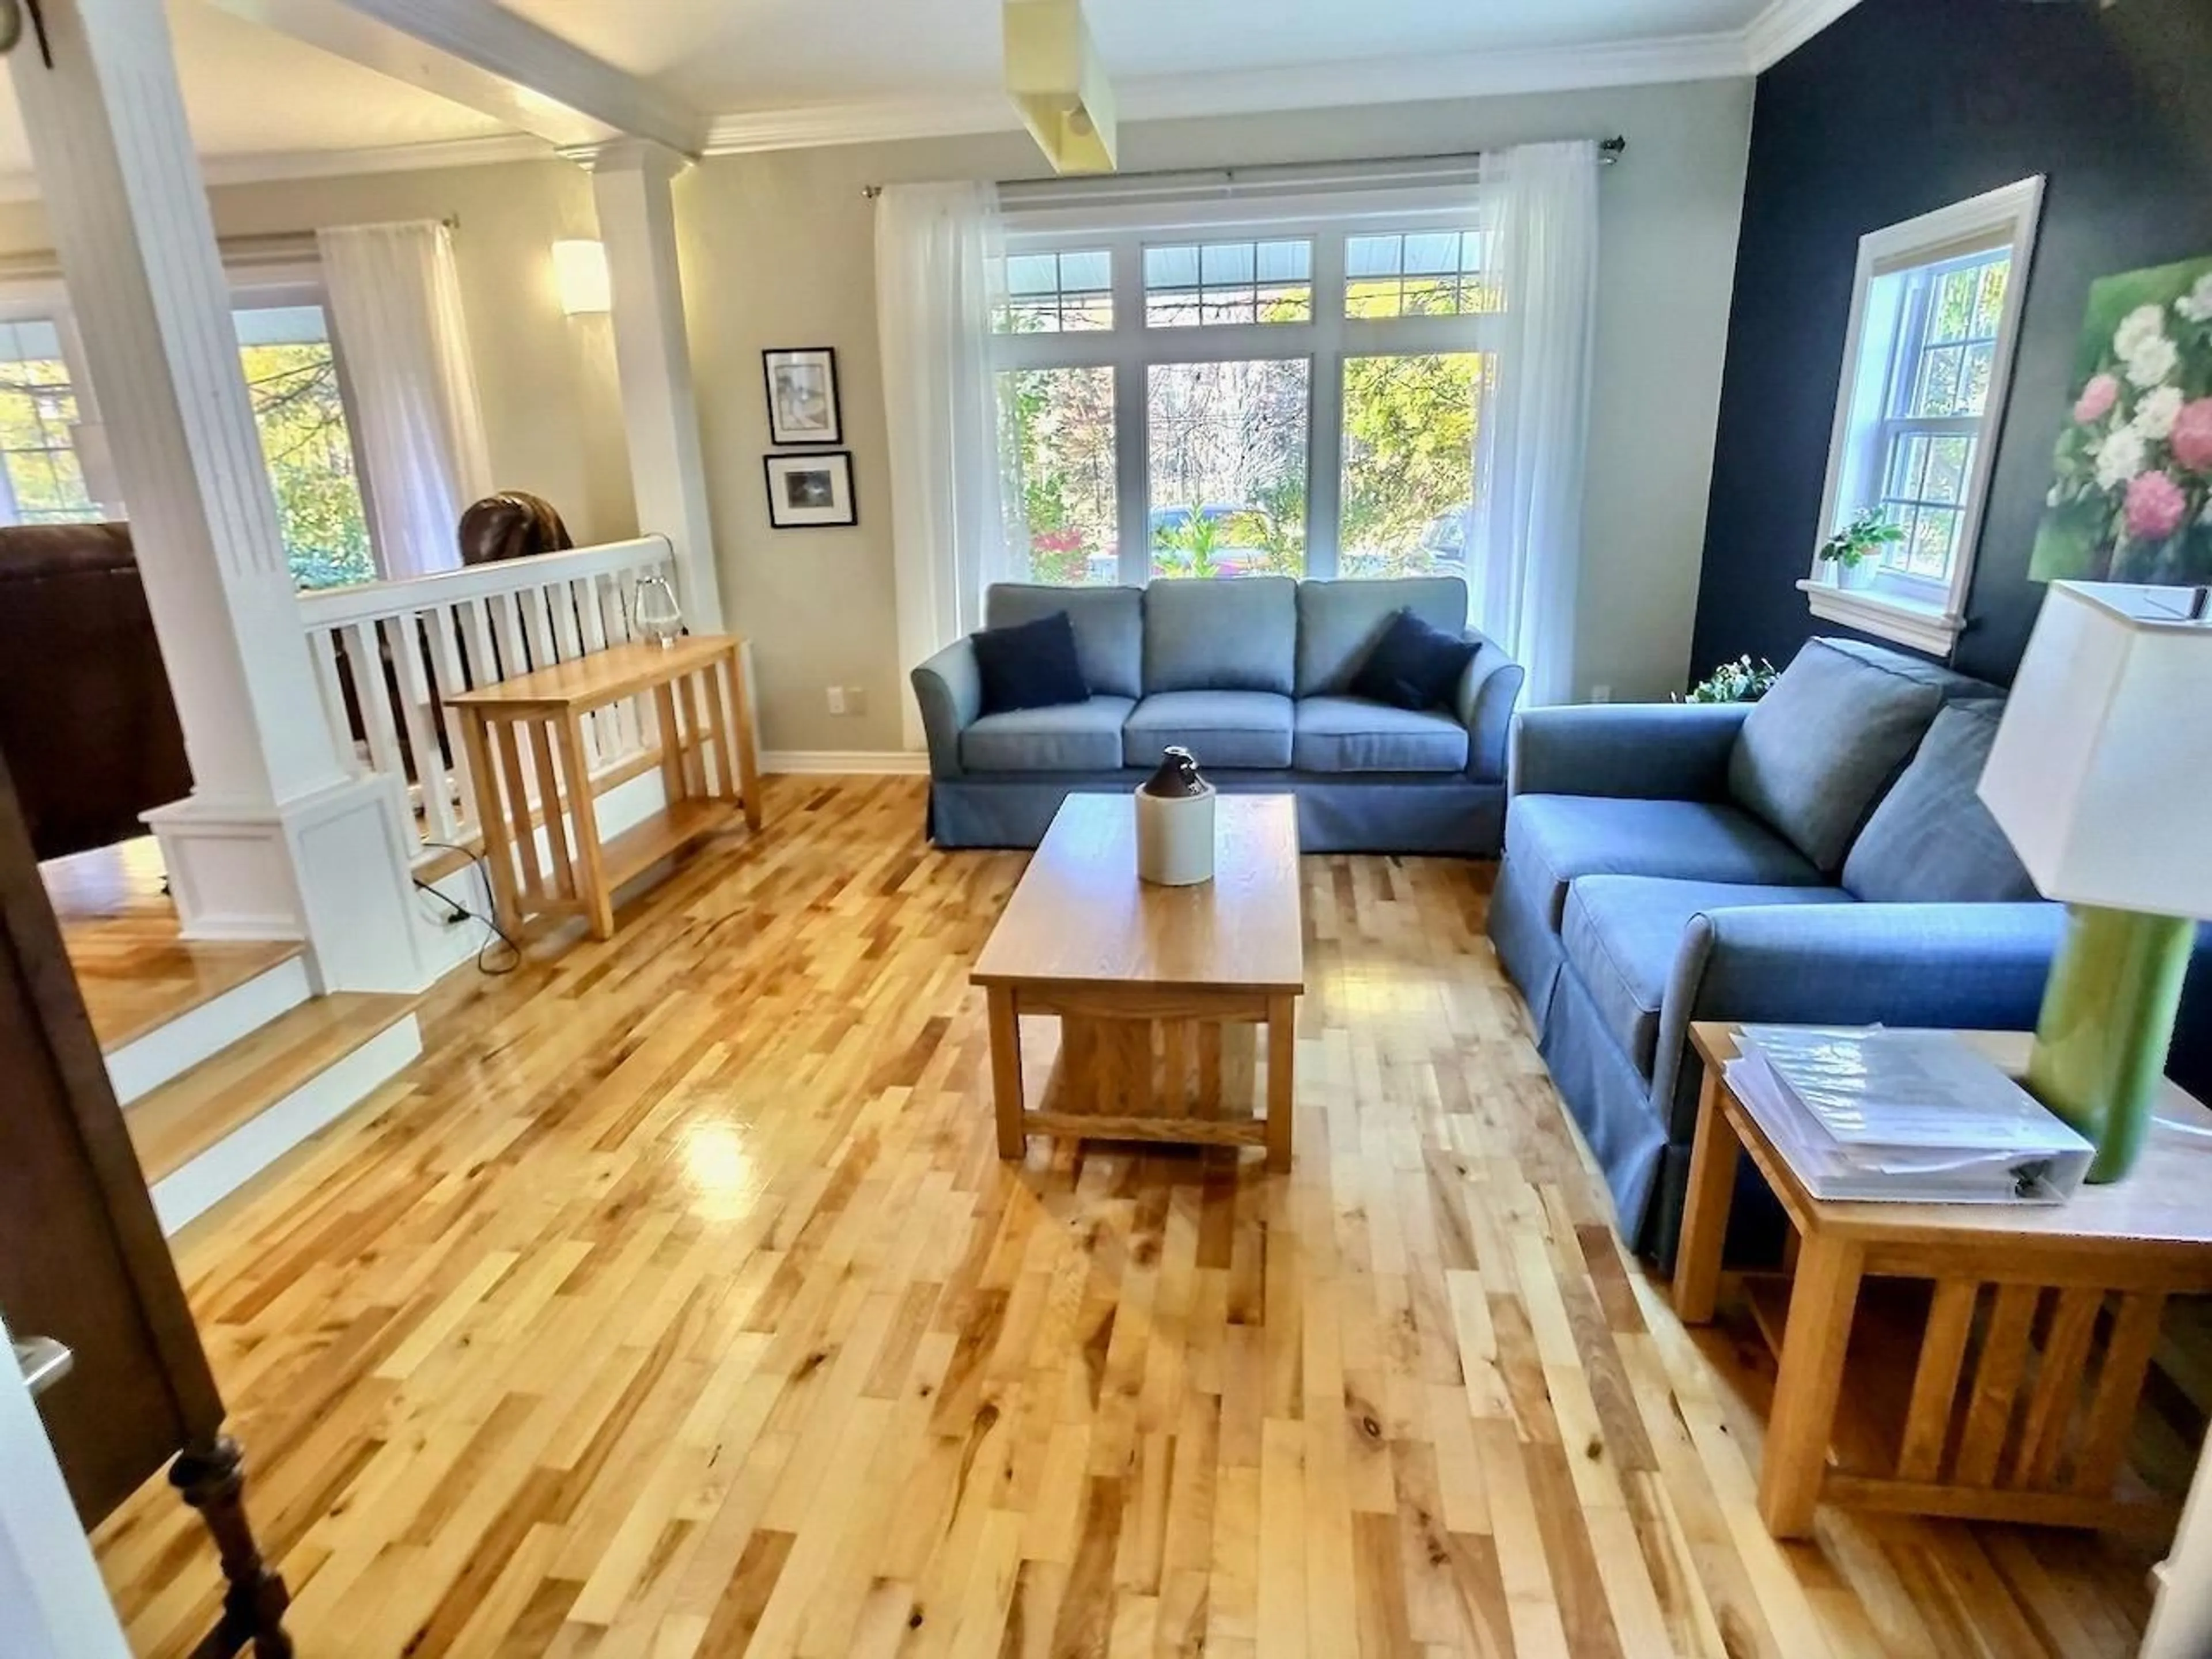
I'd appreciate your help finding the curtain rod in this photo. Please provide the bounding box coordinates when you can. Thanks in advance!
[858,134,1624,199]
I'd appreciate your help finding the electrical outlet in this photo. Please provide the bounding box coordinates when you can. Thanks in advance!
[1590,684,1613,703]
[844,686,867,715]
[826,686,846,715]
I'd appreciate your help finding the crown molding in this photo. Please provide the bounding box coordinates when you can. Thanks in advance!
[0,132,554,204]
[707,29,1753,156]
[1743,0,1866,71]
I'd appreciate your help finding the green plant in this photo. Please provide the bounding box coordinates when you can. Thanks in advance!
[1817,506,1906,570]
[1681,655,1781,704]
[1156,512,1226,577]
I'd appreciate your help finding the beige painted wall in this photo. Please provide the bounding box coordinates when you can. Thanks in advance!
[0,160,639,547]
[682,77,1755,754]
[1,75,1751,754]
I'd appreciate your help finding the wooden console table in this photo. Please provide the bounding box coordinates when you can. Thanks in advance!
[1676,1022,2212,1540]
[447,635,760,941]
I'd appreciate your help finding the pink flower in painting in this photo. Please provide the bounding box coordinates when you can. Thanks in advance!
[2172,399,2212,472]
[2124,471,2188,541]
[2074,373,2121,424]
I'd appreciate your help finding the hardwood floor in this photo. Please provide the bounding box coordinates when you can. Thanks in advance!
[43,834,301,1051]
[91,776,2168,1657]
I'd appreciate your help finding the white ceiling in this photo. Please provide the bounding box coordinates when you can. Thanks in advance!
[0,0,1838,188]
[0,0,509,179]
[497,0,1770,112]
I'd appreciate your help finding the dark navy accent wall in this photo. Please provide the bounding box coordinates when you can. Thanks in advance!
[1690,0,2212,687]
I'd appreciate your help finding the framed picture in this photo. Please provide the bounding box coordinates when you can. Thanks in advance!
[762,346,842,445]
[2031,254,2212,585]
[763,451,857,529]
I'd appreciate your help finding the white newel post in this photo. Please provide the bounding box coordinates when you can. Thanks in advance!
[10,0,428,993]
[578,138,725,632]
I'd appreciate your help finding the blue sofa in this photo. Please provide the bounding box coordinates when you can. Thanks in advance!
[910,575,1524,853]
[1487,636,2211,1269]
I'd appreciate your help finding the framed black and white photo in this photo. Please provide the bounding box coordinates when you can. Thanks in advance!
[763,451,857,529]
[762,346,842,445]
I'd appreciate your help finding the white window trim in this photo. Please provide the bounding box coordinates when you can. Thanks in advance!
[1804,175,2045,654]
[997,196,1497,584]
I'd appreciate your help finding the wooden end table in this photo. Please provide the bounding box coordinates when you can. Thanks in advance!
[1675,1022,2212,1539]
[972,793,1305,1170]
[446,635,760,941]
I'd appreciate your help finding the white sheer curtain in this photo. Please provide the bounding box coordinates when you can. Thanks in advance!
[875,181,1023,749]
[316,221,492,580]
[1467,141,1600,707]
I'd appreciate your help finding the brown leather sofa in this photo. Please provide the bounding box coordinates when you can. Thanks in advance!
[0,522,191,862]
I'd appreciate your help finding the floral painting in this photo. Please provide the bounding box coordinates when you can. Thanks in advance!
[2032,255,2212,584]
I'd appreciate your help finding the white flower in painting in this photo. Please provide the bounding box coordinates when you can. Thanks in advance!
[2132,385,2186,442]
[2179,274,2212,325]
[2096,426,2149,491]
[2125,334,2180,389]
[2115,304,2170,359]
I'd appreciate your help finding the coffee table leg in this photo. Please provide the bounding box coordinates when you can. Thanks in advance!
[988,986,1025,1160]
[1265,995,1295,1172]
[1759,1235,1863,1538]
[1673,1066,1740,1324]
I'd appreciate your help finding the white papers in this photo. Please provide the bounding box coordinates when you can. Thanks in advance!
[1728,1027,2093,1205]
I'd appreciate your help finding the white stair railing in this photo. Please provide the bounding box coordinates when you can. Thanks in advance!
[296,536,681,864]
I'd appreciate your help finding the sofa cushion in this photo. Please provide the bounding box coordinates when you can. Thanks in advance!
[961,695,1135,772]
[1349,609,1478,711]
[1143,577,1296,695]
[986,584,1143,700]
[1843,703,2038,904]
[1563,876,1855,1077]
[1124,690,1293,769]
[1296,576,1467,696]
[972,611,1088,715]
[1727,637,1947,873]
[1293,695,1468,773]
[1506,794,1828,933]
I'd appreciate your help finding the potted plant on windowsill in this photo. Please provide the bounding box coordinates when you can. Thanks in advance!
[1817,507,1906,592]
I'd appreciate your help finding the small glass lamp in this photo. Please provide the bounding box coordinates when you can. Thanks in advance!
[631,574,683,648]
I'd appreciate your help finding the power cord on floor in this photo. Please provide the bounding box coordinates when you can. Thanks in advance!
[415,840,521,976]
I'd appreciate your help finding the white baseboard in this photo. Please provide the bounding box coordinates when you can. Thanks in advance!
[105,955,314,1108]
[149,1013,421,1236]
[763,750,929,775]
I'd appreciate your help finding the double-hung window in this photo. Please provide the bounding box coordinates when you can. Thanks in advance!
[994,190,1498,587]
[1809,177,2044,654]
[0,271,378,590]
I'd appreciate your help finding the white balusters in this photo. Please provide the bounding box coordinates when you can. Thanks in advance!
[295,537,681,867]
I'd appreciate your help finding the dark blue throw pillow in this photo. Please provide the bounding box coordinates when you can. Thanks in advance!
[1349,608,1477,711]
[972,610,1089,714]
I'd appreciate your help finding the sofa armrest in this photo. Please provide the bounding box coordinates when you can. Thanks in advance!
[909,639,982,781]
[1509,702,1750,801]
[1650,901,2065,1142]
[1453,629,1524,783]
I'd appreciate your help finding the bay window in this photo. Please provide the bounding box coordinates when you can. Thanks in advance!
[994,199,1494,586]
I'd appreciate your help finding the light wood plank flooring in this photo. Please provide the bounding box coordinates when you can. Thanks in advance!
[92,777,2169,1656]
[43,834,301,1051]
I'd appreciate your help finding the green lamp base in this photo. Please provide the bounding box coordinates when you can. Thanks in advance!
[2027,904,2194,1184]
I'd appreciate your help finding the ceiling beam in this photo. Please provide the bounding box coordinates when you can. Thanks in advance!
[206,0,707,156]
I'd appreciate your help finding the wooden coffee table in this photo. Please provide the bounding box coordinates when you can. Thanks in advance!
[972,792,1304,1169]
[1676,1022,2212,1539]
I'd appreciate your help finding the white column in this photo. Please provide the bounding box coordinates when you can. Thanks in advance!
[11,0,427,993]
[578,139,725,631]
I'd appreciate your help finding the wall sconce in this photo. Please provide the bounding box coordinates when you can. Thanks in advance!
[552,239,611,315]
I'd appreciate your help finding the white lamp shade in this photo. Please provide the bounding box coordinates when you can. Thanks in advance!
[1978,581,2212,920]
[551,239,611,315]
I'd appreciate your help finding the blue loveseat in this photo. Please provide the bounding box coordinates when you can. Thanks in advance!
[910,575,1524,853]
[1488,637,2212,1269]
